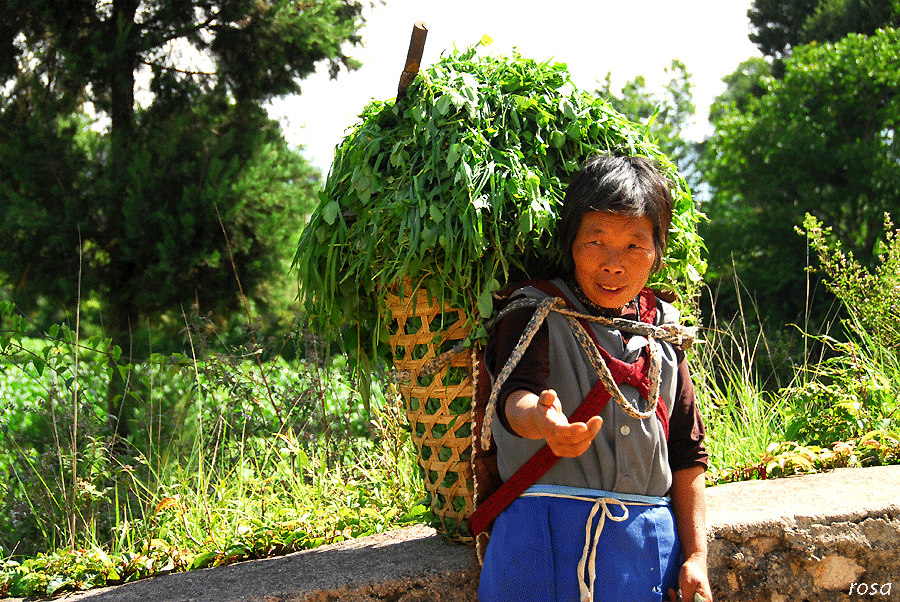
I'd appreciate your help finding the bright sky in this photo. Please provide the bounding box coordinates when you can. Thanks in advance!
[267,0,762,173]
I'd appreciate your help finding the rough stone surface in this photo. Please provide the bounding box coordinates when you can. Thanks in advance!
[11,465,900,601]
[705,465,900,601]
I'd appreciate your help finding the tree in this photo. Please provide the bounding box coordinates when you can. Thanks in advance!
[701,28,900,329]
[0,0,365,439]
[748,0,822,60]
[706,57,771,124]
[803,0,900,43]
[749,0,900,61]
[597,60,700,189]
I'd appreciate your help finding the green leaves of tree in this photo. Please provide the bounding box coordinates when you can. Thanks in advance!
[0,0,355,363]
[702,27,900,327]
[748,0,900,60]
[597,59,700,190]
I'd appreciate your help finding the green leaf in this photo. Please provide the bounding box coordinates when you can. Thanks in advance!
[322,200,340,226]
[447,143,464,167]
[46,576,73,596]
[191,550,218,570]
[477,289,494,319]
[519,210,533,235]
[435,94,452,116]
[549,130,566,149]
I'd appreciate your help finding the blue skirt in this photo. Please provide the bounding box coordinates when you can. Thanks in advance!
[478,486,681,602]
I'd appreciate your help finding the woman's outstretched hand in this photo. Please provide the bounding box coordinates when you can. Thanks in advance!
[506,389,602,457]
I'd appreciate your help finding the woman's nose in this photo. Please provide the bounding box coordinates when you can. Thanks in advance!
[600,250,625,273]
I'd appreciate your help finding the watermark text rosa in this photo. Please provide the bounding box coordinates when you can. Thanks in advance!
[849,582,892,596]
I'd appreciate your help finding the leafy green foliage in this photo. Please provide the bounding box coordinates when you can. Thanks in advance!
[597,59,701,190]
[772,213,900,448]
[0,303,425,597]
[748,0,825,60]
[0,95,319,346]
[748,0,900,61]
[706,57,772,123]
[801,213,900,351]
[702,28,900,330]
[0,0,364,112]
[803,0,900,46]
[692,258,900,486]
[712,435,900,484]
[295,44,706,376]
[779,326,899,449]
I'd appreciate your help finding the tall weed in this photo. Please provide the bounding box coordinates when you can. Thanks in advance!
[780,214,900,447]
[691,289,790,483]
[801,213,900,351]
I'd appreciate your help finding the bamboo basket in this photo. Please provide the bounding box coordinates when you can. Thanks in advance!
[386,283,475,541]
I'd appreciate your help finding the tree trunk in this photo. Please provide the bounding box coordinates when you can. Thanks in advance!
[105,0,140,444]
[109,0,138,166]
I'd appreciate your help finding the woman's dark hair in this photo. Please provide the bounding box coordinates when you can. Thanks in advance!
[554,153,673,275]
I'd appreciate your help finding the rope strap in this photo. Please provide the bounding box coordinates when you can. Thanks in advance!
[393,295,696,385]
[494,296,697,349]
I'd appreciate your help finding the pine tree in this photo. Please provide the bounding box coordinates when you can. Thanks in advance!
[0,0,366,439]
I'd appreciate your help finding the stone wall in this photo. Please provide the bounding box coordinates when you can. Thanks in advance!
[705,466,900,601]
[19,466,899,602]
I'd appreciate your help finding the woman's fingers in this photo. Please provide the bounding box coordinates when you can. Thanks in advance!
[534,389,603,457]
[546,416,603,457]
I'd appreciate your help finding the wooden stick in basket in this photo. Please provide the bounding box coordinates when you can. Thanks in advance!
[397,21,428,99]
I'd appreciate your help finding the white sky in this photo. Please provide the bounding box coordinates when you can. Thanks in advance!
[267,0,762,173]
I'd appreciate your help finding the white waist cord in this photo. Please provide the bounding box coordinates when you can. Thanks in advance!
[579,497,629,602]
[521,491,650,602]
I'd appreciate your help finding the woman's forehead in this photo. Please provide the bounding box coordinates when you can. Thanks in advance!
[577,211,654,237]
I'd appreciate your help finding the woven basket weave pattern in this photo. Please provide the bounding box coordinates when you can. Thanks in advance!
[387,286,474,540]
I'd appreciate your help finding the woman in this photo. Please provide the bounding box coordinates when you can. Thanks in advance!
[477,154,712,602]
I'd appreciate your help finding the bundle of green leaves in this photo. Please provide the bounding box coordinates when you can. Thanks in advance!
[295,42,705,374]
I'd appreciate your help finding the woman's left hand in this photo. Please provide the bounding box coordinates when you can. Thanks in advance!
[668,466,712,601]
[668,553,712,602]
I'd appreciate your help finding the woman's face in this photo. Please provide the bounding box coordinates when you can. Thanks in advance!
[571,211,657,311]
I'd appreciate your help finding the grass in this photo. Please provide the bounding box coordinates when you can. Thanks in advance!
[692,308,900,485]
[691,297,788,480]
[0,308,427,598]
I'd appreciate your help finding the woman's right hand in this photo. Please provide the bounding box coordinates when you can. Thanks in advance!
[506,389,603,457]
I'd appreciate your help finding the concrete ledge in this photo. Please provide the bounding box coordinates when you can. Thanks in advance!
[705,465,900,601]
[23,466,900,601]
[50,524,479,602]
